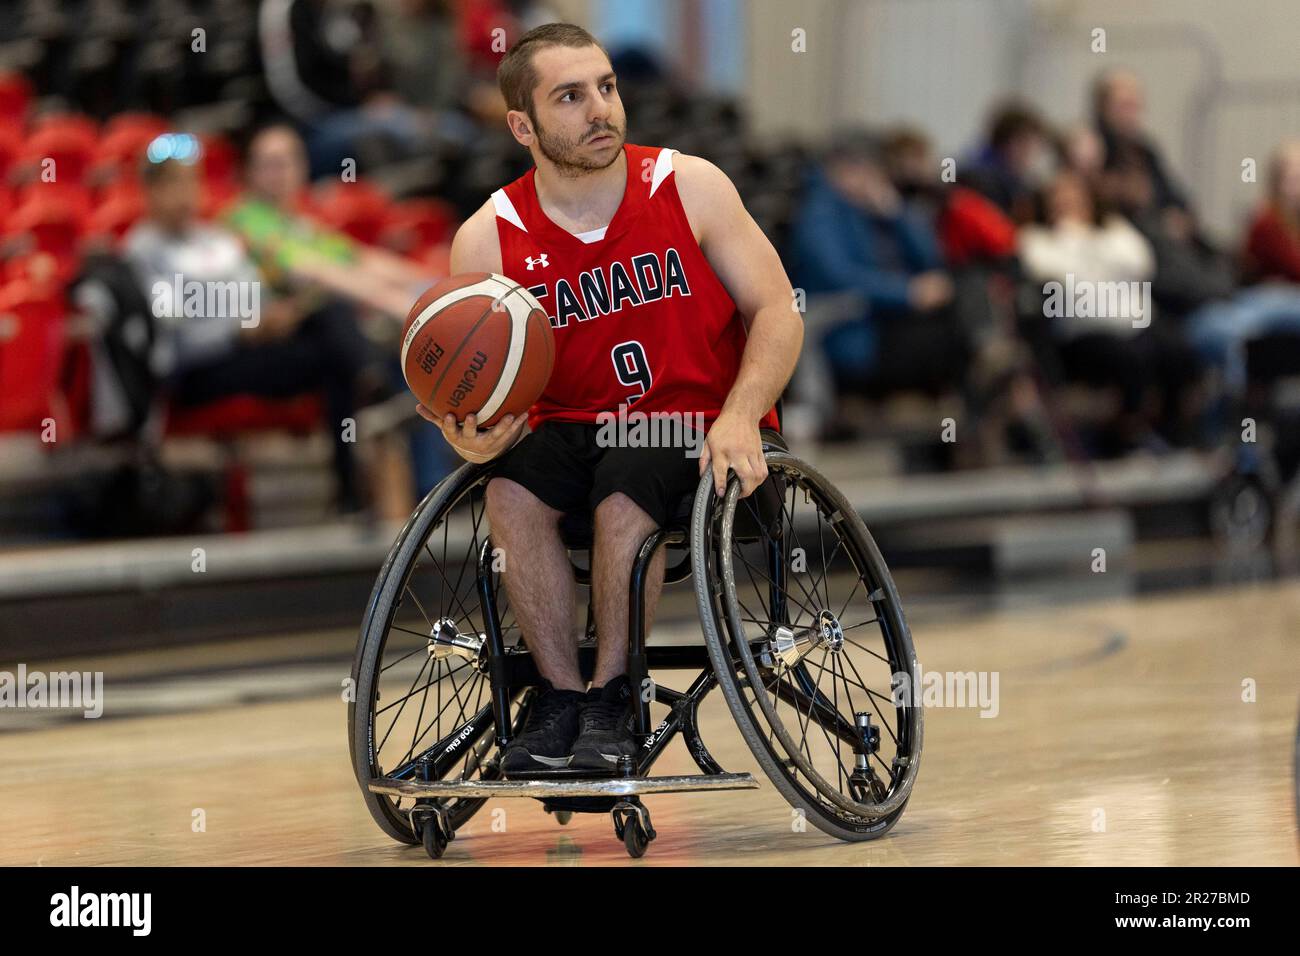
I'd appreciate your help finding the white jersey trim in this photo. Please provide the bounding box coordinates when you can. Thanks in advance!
[649,148,677,197]
[492,189,528,233]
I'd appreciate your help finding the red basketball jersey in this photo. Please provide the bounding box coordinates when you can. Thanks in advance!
[492,143,780,432]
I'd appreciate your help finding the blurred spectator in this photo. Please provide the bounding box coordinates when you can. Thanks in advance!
[885,126,1018,269]
[787,130,968,437]
[1100,154,1235,319]
[1060,123,1106,187]
[228,123,456,496]
[379,0,465,113]
[226,123,433,320]
[259,0,430,177]
[1093,69,1190,216]
[1020,172,1154,329]
[1243,139,1300,283]
[961,102,1054,223]
[1020,170,1203,452]
[124,146,382,513]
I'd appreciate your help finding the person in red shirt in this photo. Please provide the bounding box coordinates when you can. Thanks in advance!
[414,23,802,773]
[1243,140,1300,284]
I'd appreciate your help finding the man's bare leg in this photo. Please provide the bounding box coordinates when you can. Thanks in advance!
[485,478,583,691]
[591,492,667,689]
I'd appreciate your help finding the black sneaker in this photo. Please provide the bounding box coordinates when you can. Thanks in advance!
[570,675,638,771]
[499,683,585,775]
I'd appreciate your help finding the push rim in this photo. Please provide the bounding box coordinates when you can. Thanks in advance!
[710,454,922,822]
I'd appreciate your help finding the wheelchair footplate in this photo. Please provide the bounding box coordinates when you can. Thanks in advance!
[366,770,759,800]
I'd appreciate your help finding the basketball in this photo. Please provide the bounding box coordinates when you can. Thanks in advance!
[400,272,554,428]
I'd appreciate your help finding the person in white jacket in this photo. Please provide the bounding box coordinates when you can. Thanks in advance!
[1019,169,1155,339]
[1018,170,1203,454]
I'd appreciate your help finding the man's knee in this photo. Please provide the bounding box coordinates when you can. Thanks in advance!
[593,492,656,542]
[486,477,561,531]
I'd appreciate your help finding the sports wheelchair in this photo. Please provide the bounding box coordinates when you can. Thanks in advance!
[349,431,923,859]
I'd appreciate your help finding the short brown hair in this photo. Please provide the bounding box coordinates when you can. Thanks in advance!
[497,22,608,118]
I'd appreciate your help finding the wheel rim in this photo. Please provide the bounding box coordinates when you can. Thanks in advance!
[363,474,524,832]
[712,457,921,821]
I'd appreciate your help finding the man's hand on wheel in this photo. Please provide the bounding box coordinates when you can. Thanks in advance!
[415,406,528,463]
[699,409,767,497]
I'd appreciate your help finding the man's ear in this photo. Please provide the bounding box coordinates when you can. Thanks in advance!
[505,109,535,146]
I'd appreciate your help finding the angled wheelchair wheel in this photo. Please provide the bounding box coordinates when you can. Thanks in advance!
[349,462,528,846]
[692,451,923,841]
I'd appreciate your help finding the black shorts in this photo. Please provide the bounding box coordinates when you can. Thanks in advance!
[490,420,703,528]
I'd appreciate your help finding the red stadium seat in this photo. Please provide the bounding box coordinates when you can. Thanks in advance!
[1,250,63,287]
[16,119,99,184]
[92,113,169,182]
[84,184,146,243]
[201,177,242,219]
[0,280,66,433]
[6,184,91,278]
[30,112,99,140]
[0,73,32,123]
[0,117,22,182]
[96,177,145,205]
[165,394,325,531]
[14,181,93,219]
[311,180,392,245]
[164,394,323,438]
[381,198,457,255]
[200,133,239,188]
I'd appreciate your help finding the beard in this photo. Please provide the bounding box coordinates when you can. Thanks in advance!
[531,112,626,176]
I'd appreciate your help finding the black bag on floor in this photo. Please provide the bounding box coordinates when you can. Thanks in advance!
[63,456,217,538]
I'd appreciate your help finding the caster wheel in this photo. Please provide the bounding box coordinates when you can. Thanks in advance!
[623,820,649,858]
[612,801,654,858]
[554,810,573,826]
[422,821,448,859]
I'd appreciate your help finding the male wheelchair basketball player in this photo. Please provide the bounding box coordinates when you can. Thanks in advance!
[348,23,922,859]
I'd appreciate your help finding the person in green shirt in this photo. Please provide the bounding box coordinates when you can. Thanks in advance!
[226,124,439,321]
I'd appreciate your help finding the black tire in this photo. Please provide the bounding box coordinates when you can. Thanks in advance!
[692,452,923,842]
[422,818,448,859]
[349,462,526,845]
[624,822,649,858]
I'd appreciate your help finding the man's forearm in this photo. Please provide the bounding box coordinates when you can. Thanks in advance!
[721,304,804,421]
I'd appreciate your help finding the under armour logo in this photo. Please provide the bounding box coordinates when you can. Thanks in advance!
[525,254,550,270]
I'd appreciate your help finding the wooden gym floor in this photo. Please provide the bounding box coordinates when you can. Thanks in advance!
[1,578,1297,866]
